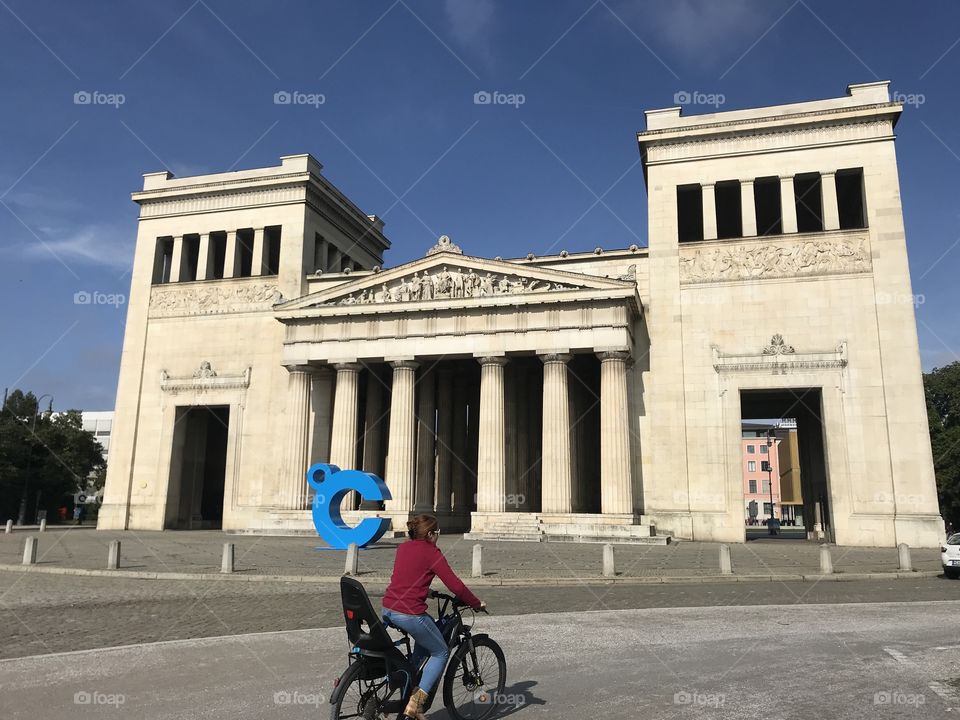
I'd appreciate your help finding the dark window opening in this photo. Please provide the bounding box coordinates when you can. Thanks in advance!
[754,177,782,236]
[715,180,742,239]
[183,234,201,281]
[313,233,325,273]
[836,168,866,229]
[209,232,227,280]
[264,225,282,275]
[153,237,174,284]
[677,184,704,243]
[794,173,824,233]
[236,229,254,277]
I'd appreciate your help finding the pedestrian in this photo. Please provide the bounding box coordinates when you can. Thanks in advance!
[73,505,83,526]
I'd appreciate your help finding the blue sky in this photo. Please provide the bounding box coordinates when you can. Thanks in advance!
[1,0,958,411]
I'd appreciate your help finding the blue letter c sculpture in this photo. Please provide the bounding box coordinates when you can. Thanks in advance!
[307,463,392,549]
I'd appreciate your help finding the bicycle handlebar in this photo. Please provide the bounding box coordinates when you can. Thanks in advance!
[429,590,487,613]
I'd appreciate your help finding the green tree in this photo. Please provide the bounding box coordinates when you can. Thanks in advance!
[0,390,104,524]
[924,362,960,532]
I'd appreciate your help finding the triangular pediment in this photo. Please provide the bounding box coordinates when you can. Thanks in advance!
[276,251,637,313]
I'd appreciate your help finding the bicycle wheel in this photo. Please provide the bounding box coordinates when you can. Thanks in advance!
[330,659,392,720]
[442,637,507,720]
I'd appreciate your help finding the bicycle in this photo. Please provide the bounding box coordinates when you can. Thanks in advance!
[331,576,507,720]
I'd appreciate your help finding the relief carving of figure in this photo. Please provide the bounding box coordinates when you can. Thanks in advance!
[451,268,465,298]
[480,273,494,296]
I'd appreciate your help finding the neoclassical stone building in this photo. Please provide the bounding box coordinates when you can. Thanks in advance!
[99,81,944,547]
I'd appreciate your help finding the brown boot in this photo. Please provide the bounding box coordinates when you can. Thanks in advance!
[403,687,428,720]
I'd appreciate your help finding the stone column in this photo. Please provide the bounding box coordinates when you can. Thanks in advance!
[540,353,573,513]
[281,365,313,509]
[224,230,239,279]
[251,227,266,276]
[701,182,718,240]
[821,171,840,231]
[385,360,419,514]
[451,374,470,513]
[740,179,757,237]
[169,235,185,282]
[599,352,634,515]
[196,233,213,280]
[359,367,386,510]
[435,367,454,512]
[476,356,508,513]
[780,176,798,234]
[329,363,361,471]
[414,366,437,512]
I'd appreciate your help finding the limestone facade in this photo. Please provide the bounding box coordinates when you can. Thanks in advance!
[99,83,945,547]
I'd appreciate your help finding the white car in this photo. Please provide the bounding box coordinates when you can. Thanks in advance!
[942,533,960,579]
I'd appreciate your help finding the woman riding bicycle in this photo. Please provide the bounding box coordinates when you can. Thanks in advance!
[382,513,484,720]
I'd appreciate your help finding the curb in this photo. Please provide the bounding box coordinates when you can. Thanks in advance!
[0,563,942,586]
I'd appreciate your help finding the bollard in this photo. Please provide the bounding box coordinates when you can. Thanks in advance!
[107,540,121,570]
[221,542,235,574]
[39,519,46,532]
[22,537,37,565]
[819,544,833,575]
[5,519,12,534]
[603,543,616,578]
[719,544,733,575]
[344,543,359,576]
[897,543,912,572]
[472,544,483,578]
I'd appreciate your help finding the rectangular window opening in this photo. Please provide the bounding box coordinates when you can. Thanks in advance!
[210,232,227,280]
[836,168,867,229]
[677,184,704,243]
[715,180,742,239]
[754,177,782,235]
[236,229,255,277]
[183,234,201,282]
[794,173,824,233]
[264,225,282,275]
[313,233,326,273]
[153,237,174,284]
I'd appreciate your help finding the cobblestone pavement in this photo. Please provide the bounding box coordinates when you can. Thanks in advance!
[0,526,944,578]
[0,569,958,660]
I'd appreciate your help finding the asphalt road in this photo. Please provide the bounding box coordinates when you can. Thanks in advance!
[2,600,959,719]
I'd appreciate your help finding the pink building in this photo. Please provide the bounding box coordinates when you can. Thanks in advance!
[742,431,781,523]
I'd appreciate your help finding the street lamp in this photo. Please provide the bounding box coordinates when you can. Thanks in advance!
[763,428,776,534]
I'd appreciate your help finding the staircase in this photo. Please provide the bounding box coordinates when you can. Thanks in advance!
[465,513,672,545]
[465,513,544,542]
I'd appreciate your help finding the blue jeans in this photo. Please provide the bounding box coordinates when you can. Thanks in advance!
[382,608,450,693]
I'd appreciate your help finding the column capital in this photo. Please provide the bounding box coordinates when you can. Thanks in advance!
[597,350,631,363]
[389,359,420,371]
[332,362,362,373]
[284,364,315,375]
[476,355,509,367]
[539,352,572,365]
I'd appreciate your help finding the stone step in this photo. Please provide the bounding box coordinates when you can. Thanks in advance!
[544,534,672,545]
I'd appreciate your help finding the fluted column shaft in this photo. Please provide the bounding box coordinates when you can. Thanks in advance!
[599,352,634,515]
[359,367,386,510]
[451,375,470,512]
[435,367,454,511]
[281,365,313,509]
[475,357,508,512]
[329,363,361,471]
[385,360,419,513]
[414,367,437,511]
[540,353,573,513]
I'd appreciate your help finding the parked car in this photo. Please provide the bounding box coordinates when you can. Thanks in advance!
[942,533,960,579]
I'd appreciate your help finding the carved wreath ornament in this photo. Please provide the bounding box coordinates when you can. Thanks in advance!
[762,334,796,356]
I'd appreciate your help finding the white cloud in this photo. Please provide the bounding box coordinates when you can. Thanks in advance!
[17,223,134,271]
[444,0,495,53]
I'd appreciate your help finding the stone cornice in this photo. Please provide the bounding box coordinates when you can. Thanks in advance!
[713,336,847,374]
[160,362,252,393]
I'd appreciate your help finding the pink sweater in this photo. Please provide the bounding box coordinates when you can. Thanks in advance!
[382,539,482,615]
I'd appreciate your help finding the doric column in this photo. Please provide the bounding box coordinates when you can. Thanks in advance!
[820,171,840,231]
[385,360,419,513]
[435,367,454,511]
[414,366,437,512]
[451,374,470,513]
[196,233,213,280]
[475,356,508,512]
[251,227,266,276]
[540,353,573,513]
[224,230,239,279]
[701,182,718,240]
[740,179,757,237]
[329,363,361,471]
[169,235,185,282]
[780,176,798,234]
[599,352,634,515]
[359,367,386,510]
[281,365,313,509]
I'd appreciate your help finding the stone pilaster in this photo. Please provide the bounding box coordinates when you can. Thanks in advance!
[599,351,634,515]
[414,366,437,512]
[251,227,266,276]
[435,367,454,511]
[821,171,840,231]
[329,363,361,471]
[540,353,573,513]
[196,233,213,280]
[169,235,185,282]
[385,360,419,513]
[280,365,313,509]
[224,230,239,278]
[780,176,798,234]
[476,356,508,512]
[701,182,717,240]
[740,179,757,237]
